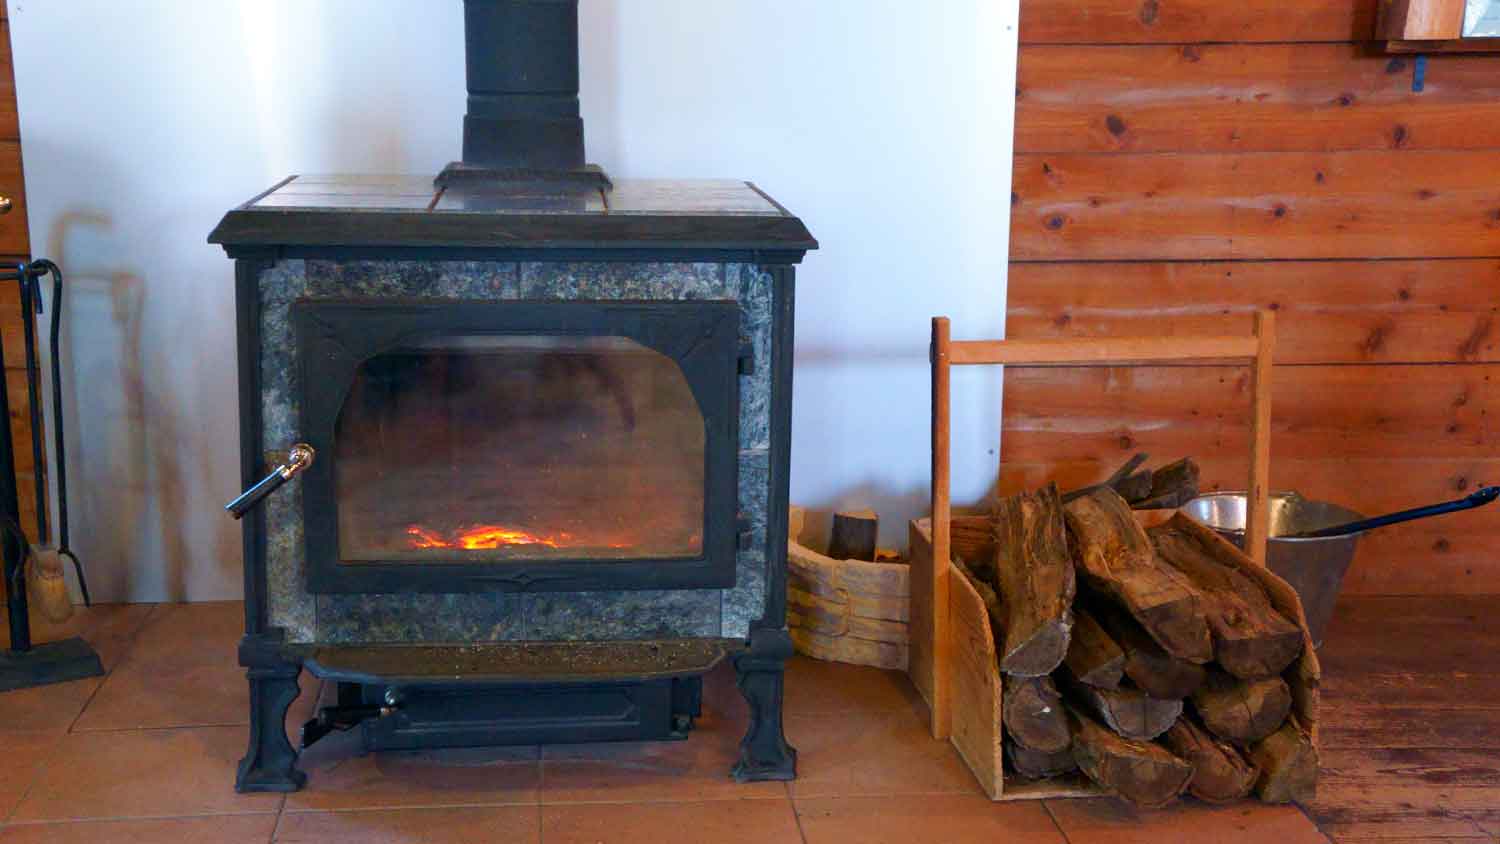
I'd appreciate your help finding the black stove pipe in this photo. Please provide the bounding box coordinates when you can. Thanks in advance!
[459,0,586,172]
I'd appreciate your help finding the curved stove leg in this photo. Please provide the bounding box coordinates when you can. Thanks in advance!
[731,627,797,782]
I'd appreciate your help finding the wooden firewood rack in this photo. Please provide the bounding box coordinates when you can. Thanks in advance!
[917,312,1278,741]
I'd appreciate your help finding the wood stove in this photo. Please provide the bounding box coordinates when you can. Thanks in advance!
[211,0,815,793]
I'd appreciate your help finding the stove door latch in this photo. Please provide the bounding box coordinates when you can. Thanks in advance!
[225,443,316,520]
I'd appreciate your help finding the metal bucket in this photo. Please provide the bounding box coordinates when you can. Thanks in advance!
[1180,492,1365,648]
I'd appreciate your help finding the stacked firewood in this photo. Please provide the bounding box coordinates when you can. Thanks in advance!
[956,483,1317,808]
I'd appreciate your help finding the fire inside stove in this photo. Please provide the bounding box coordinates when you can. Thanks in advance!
[405,524,565,551]
[333,334,707,564]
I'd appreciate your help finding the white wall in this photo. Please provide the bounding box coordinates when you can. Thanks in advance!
[10,0,1019,602]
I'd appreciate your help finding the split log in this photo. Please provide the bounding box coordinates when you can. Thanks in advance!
[1058,669,1182,741]
[828,510,878,561]
[950,514,996,566]
[1163,716,1259,803]
[1150,514,1304,677]
[1092,601,1206,700]
[1248,716,1319,805]
[1064,608,1125,690]
[1068,707,1193,808]
[1191,669,1292,743]
[1003,674,1071,753]
[992,484,1076,676]
[1063,488,1212,663]
[1006,737,1078,780]
[1132,458,1201,510]
[1150,513,1304,680]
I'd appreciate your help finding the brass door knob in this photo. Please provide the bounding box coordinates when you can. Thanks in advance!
[0,197,12,215]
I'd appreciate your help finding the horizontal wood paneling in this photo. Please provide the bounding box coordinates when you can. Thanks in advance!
[1002,364,1498,461]
[1008,260,1500,364]
[1012,149,1500,261]
[1020,0,1379,44]
[1016,45,1500,153]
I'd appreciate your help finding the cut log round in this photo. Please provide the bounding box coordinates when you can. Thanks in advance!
[1191,669,1292,744]
[1068,707,1193,808]
[1064,488,1213,663]
[1248,716,1319,805]
[1065,607,1126,690]
[1059,668,1182,741]
[1006,736,1078,780]
[1003,674,1071,753]
[1163,716,1259,803]
[1150,513,1305,680]
[992,483,1077,677]
[828,510,879,562]
[1092,601,1207,700]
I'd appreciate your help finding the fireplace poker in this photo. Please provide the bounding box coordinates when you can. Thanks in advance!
[226,444,316,519]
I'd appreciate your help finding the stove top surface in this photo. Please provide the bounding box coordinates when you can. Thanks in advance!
[210,176,817,255]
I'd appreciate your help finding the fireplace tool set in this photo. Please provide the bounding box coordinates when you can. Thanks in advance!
[0,259,102,692]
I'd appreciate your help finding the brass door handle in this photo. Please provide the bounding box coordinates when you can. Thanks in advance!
[0,197,12,215]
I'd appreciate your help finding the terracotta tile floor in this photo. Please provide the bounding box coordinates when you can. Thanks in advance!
[0,601,1333,843]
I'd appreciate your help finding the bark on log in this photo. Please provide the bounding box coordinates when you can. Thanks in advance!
[1092,601,1207,700]
[992,484,1077,676]
[1150,513,1305,680]
[1059,668,1182,741]
[1132,458,1202,510]
[1248,716,1319,805]
[1191,669,1292,743]
[1063,488,1212,663]
[1115,469,1155,504]
[1065,607,1126,690]
[1163,716,1259,803]
[1003,674,1071,753]
[828,510,879,561]
[1006,737,1078,780]
[1068,707,1193,808]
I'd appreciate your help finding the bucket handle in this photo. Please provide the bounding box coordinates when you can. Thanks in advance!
[1290,486,1500,539]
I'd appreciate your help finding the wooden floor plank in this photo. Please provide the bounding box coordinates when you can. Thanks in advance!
[1314,748,1500,841]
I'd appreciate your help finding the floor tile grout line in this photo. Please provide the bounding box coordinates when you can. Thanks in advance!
[785,780,811,844]
[62,603,162,735]
[3,809,283,827]
[268,795,286,844]
[1041,799,1074,844]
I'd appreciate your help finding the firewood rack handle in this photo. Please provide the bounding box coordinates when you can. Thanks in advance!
[226,444,315,520]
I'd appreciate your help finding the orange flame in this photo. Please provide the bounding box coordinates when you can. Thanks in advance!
[405,524,562,551]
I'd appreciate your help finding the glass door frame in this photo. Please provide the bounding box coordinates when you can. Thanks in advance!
[293,298,741,594]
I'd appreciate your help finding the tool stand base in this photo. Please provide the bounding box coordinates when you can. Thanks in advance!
[0,637,104,692]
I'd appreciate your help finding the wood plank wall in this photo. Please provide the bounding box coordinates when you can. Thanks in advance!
[1004,0,1500,594]
[0,4,41,538]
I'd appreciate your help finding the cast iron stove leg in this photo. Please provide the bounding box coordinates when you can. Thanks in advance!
[235,632,306,793]
[731,627,797,782]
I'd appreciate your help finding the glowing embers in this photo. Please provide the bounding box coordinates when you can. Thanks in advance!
[405,524,563,551]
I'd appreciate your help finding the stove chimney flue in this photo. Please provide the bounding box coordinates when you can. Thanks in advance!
[438,0,607,190]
